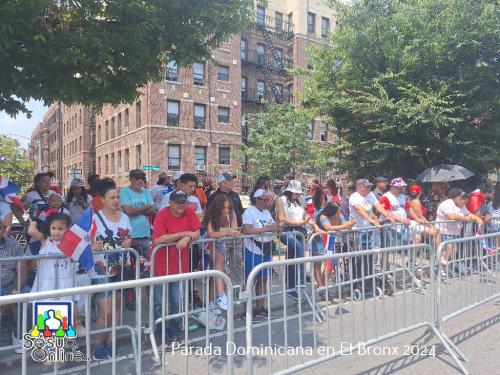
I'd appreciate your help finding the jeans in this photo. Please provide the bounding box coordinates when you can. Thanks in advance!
[153,281,182,337]
[279,227,306,290]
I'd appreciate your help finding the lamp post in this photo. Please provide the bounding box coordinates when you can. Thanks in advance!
[7,133,42,172]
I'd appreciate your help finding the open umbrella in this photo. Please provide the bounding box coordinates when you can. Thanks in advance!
[416,164,474,182]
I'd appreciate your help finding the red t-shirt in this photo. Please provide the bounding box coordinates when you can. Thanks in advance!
[149,206,201,276]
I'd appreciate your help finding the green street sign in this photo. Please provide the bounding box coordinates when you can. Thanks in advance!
[142,165,161,171]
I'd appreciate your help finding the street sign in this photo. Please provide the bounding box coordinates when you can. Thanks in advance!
[142,165,161,171]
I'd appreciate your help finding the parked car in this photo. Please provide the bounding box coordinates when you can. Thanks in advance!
[9,213,29,250]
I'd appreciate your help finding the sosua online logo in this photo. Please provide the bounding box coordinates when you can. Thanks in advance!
[23,301,88,362]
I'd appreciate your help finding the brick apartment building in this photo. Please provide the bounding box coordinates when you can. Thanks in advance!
[30,0,336,191]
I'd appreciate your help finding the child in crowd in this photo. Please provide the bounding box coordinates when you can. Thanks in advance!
[27,213,85,335]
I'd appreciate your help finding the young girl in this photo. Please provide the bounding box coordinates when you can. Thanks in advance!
[202,195,240,311]
[27,213,84,334]
[311,202,355,300]
[90,178,132,360]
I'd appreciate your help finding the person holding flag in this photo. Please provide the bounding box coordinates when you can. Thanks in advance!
[0,175,25,236]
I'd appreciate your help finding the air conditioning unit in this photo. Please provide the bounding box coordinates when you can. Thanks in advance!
[195,165,206,172]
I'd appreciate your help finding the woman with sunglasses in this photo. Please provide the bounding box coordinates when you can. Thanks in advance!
[64,178,92,224]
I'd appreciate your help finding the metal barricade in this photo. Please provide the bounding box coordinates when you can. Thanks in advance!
[0,248,140,356]
[0,270,234,375]
[243,244,468,375]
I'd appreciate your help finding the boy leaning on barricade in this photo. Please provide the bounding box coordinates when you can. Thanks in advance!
[0,219,31,353]
[149,190,201,344]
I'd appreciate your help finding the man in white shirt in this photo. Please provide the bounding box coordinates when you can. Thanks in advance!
[159,173,203,217]
[437,188,483,275]
[150,172,173,210]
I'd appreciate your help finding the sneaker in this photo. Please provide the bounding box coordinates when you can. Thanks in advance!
[208,301,222,315]
[105,342,121,358]
[456,263,469,275]
[92,345,110,361]
[254,308,274,319]
[216,293,228,311]
[12,333,22,354]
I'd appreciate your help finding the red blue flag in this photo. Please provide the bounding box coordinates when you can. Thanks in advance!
[57,206,96,272]
[0,176,25,210]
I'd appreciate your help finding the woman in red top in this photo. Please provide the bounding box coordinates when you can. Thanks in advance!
[408,185,441,251]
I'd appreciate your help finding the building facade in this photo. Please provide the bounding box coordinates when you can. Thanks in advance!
[31,1,337,190]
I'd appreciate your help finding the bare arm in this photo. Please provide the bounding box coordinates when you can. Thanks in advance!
[27,221,45,244]
[3,211,13,235]
[207,222,240,239]
[242,223,278,235]
[153,230,199,246]
[122,204,155,217]
[353,204,381,228]
[409,200,427,223]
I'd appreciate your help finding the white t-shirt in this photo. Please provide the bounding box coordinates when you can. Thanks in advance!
[379,191,408,222]
[90,211,131,279]
[349,192,378,228]
[279,196,305,222]
[150,184,172,210]
[437,198,470,236]
[243,206,275,255]
[159,191,203,214]
[63,195,92,224]
[486,201,500,218]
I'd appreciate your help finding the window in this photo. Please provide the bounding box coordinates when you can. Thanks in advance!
[275,84,283,103]
[117,113,122,136]
[136,101,142,128]
[97,157,101,175]
[240,39,248,60]
[79,136,82,151]
[320,122,328,142]
[275,12,283,31]
[307,12,315,34]
[256,44,266,64]
[307,121,314,140]
[274,48,283,69]
[110,153,115,174]
[136,145,142,168]
[257,80,266,100]
[241,77,248,98]
[79,109,82,124]
[124,148,129,171]
[194,146,206,168]
[219,146,231,165]
[321,17,330,38]
[167,100,180,127]
[124,109,129,132]
[256,5,265,27]
[111,117,115,138]
[194,104,205,129]
[193,62,205,85]
[217,65,229,81]
[288,12,293,31]
[218,107,230,123]
[168,145,181,170]
[104,155,109,175]
[105,121,109,141]
[166,60,178,81]
[97,125,101,144]
[117,150,122,172]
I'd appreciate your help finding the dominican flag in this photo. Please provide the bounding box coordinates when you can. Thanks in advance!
[476,228,496,254]
[57,206,96,272]
[0,176,25,210]
[322,233,338,273]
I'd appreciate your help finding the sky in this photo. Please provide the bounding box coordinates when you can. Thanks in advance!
[0,100,48,148]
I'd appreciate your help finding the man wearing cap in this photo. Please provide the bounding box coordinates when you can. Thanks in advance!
[207,172,244,227]
[120,169,156,308]
[149,190,201,341]
[159,173,203,217]
[150,172,173,211]
[373,177,388,201]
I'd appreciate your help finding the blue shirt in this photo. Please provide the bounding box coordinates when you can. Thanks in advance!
[119,187,154,238]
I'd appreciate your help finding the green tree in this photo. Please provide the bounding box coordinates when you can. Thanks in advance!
[0,135,33,192]
[243,103,335,179]
[303,0,500,180]
[0,0,254,117]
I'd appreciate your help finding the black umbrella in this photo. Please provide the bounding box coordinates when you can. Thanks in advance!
[416,164,474,182]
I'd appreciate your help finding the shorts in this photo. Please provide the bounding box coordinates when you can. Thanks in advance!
[442,234,460,242]
[91,274,121,299]
[244,248,271,281]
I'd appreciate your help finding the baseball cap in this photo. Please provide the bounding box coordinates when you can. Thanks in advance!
[172,171,184,181]
[70,178,85,187]
[374,176,388,183]
[169,190,188,203]
[217,172,236,183]
[390,177,407,188]
[449,188,468,199]
[129,169,146,179]
[356,179,373,187]
[253,189,268,199]
[409,185,422,195]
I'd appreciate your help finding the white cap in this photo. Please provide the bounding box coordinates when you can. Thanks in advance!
[253,189,268,199]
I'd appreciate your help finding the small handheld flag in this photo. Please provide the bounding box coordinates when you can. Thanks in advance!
[0,176,25,210]
[57,206,96,272]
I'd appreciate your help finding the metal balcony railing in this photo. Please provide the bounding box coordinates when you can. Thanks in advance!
[241,49,293,71]
[254,15,294,40]
[241,88,292,105]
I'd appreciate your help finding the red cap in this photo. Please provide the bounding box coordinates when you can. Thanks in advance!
[409,185,422,195]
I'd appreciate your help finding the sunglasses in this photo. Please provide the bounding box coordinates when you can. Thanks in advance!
[133,175,147,181]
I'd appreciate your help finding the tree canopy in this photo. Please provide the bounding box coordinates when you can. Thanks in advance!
[0,0,254,117]
[0,135,33,192]
[303,0,500,181]
[243,103,335,179]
